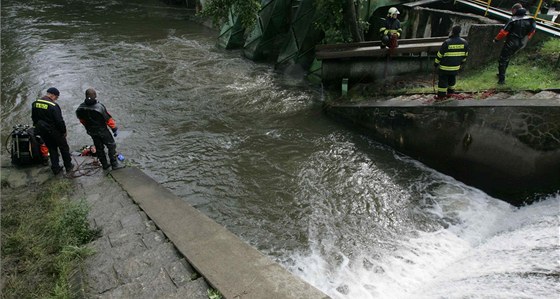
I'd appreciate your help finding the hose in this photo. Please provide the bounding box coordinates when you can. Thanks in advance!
[65,156,102,179]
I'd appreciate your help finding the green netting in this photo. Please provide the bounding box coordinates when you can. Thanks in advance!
[217,8,245,49]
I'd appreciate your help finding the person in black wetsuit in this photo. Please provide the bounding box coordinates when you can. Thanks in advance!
[31,87,74,174]
[76,88,124,170]
[493,3,536,85]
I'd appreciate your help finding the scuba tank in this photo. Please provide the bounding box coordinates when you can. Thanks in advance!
[10,124,45,166]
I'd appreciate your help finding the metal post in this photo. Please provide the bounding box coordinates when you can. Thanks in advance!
[342,78,348,97]
[534,0,544,18]
[485,0,492,16]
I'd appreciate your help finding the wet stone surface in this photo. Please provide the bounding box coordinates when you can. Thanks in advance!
[0,155,210,299]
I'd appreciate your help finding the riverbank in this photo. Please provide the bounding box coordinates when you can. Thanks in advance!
[331,38,560,102]
[1,155,211,298]
[1,154,328,298]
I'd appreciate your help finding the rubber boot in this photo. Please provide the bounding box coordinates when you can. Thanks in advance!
[111,161,125,170]
[99,155,110,170]
[497,74,505,85]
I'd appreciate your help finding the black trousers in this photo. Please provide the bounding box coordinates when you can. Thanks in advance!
[498,38,523,81]
[90,130,117,167]
[437,73,457,98]
[39,129,72,171]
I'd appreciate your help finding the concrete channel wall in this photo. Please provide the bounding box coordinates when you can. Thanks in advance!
[324,92,560,205]
[110,167,329,299]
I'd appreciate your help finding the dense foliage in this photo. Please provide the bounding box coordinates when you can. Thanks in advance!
[314,0,367,43]
[199,0,261,29]
[200,0,367,43]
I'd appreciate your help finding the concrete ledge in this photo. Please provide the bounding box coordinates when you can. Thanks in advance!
[111,167,328,299]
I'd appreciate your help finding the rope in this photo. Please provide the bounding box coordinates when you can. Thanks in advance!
[388,34,398,55]
[479,89,497,99]
[65,156,102,179]
[383,35,400,88]
[448,93,472,100]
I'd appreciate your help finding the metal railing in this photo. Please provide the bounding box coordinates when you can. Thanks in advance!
[461,0,559,27]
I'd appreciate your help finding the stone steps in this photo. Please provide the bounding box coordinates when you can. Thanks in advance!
[70,157,210,298]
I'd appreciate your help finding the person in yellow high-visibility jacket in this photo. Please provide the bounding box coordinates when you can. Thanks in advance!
[434,25,469,100]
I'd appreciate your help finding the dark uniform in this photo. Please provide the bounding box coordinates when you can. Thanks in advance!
[434,34,469,99]
[494,7,536,84]
[31,91,73,174]
[379,17,402,48]
[76,94,121,170]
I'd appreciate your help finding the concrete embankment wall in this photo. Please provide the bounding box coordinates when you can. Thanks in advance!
[324,93,560,205]
[2,147,328,298]
[111,167,329,299]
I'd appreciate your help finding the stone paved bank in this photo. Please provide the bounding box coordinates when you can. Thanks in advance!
[2,155,328,299]
[73,158,210,298]
[1,155,209,298]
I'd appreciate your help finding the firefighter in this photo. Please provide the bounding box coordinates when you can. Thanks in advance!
[379,7,402,49]
[493,3,536,85]
[434,25,469,100]
[76,88,124,170]
[31,87,73,174]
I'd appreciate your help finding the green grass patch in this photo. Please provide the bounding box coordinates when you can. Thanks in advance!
[396,38,560,95]
[1,179,100,298]
[208,288,223,299]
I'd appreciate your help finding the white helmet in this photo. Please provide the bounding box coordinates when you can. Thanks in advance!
[388,7,400,16]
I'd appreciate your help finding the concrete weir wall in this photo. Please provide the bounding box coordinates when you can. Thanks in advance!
[110,167,329,299]
[324,96,560,205]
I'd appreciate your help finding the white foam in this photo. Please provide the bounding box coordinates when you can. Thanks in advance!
[288,181,559,299]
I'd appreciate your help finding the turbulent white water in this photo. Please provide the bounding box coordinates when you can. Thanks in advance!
[290,171,560,298]
[2,1,558,298]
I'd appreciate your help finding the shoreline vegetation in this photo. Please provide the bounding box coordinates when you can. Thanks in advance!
[1,178,99,298]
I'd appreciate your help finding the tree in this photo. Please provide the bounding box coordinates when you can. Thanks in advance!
[199,0,260,29]
[304,0,366,43]
[201,0,367,43]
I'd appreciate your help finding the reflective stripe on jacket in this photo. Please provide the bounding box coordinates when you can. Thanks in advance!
[31,96,67,134]
[379,18,402,37]
[434,36,469,74]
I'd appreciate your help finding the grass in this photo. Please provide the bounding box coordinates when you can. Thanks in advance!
[394,38,560,95]
[1,179,100,298]
[461,39,559,91]
[207,288,223,299]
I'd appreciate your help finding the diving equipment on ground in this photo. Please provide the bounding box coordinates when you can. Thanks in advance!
[9,124,48,166]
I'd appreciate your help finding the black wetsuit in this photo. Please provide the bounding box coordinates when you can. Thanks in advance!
[76,98,118,168]
[496,8,536,82]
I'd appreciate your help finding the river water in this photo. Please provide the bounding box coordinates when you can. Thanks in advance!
[2,1,558,298]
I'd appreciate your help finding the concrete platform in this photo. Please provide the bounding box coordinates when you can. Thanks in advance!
[110,167,328,299]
